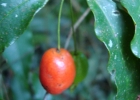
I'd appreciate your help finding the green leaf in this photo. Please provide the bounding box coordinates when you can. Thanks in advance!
[0,0,48,54]
[71,51,88,85]
[70,51,89,91]
[118,1,140,58]
[3,31,34,100]
[87,0,140,100]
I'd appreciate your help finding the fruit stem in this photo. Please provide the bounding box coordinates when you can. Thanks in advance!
[43,92,48,100]
[70,0,77,54]
[57,0,65,51]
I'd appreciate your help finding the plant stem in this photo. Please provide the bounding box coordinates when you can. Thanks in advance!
[70,0,77,54]
[43,92,48,100]
[57,0,65,50]
[64,8,90,49]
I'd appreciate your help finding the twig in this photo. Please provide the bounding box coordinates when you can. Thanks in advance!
[43,92,48,100]
[71,0,81,12]
[64,8,90,49]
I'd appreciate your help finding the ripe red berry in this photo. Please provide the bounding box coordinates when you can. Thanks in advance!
[39,48,76,95]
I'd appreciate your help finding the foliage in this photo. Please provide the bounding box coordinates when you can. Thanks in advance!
[0,0,140,100]
[0,0,48,54]
[87,0,140,99]
[119,0,140,58]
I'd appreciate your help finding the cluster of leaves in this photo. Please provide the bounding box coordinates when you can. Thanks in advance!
[87,0,140,100]
[0,0,111,100]
[1,0,140,100]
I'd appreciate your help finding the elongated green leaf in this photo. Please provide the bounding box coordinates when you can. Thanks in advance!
[87,0,140,99]
[118,1,140,58]
[0,0,48,54]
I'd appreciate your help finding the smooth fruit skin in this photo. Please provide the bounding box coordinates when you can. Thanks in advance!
[39,48,76,95]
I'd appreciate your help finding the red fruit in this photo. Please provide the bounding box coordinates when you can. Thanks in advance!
[39,48,76,95]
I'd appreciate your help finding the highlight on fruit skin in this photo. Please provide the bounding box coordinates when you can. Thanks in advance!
[39,48,76,95]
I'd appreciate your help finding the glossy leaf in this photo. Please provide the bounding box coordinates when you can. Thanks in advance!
[87,0,140,99]
[118,0,140,58]
[0,0,48,54]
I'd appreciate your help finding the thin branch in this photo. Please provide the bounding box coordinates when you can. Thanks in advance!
[64,8,90,49]
[43,92,48,100]
[71,0,81,12]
